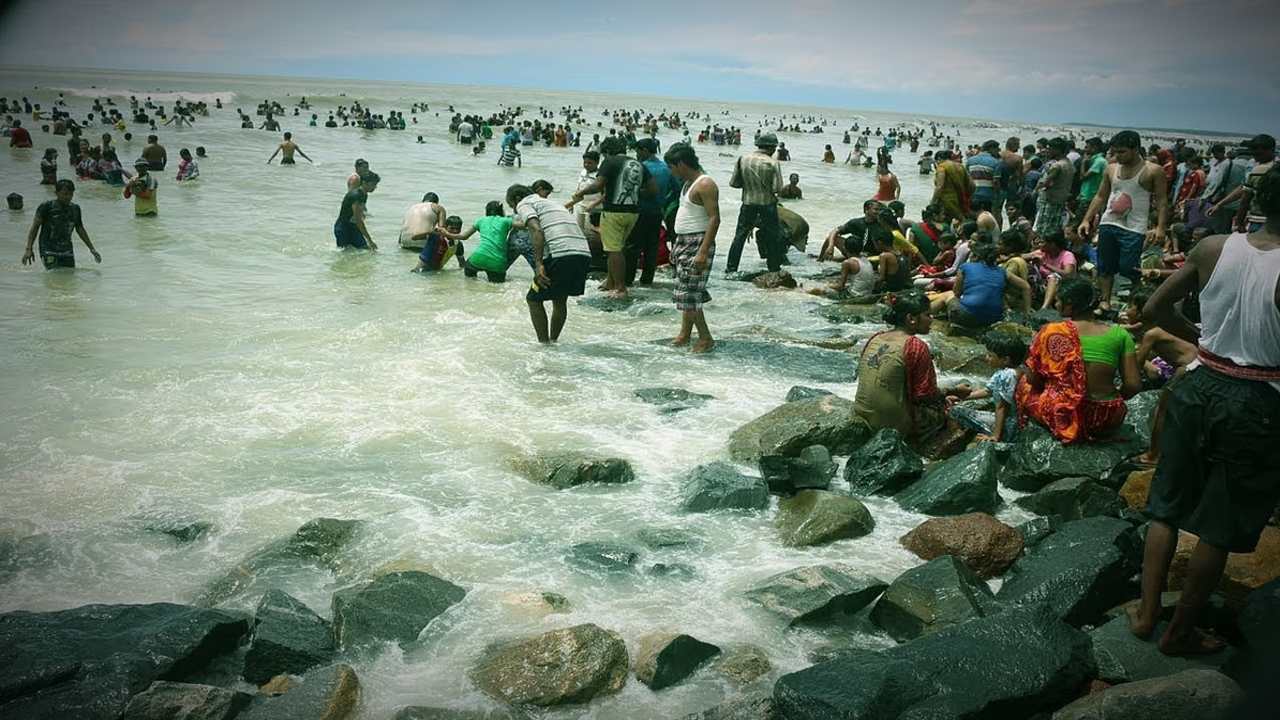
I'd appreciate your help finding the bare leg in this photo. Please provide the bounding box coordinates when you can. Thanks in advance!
[1158,538,1229,656]
[1131,520,1178,638]
[607,251,627,298]
[549,298,567,341]
[691,309,714,353]
[527,301,551,343]
[673,310,693,346]
[1041,275,1060,310]
[1098,273,1115,310]
[1139,388,1171,465]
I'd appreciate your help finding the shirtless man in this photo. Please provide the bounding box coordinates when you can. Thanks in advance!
[259,114,280,132]
[347,159,370,190]
[1001,136,1025,211]
[778,173,802,200]
[141,134,166,170]
[402,191,447,254]
[267,132,312,165]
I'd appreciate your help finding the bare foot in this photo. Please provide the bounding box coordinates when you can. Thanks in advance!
[1135,451,1159,467]
[607,290,628,300]
[671,335,690,347]
[1158,627,1226,656]
[1125,604,1155,639]
[691,338,715,354]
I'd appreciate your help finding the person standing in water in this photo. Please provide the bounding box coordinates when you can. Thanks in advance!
[267,132,312,165]
[509,183,592,343]
[347,159,370,190]
[726,132,784,274]
[335,171,379,250]
[665,143,720,353]
[124,159,158,216]
[22,179,100,269]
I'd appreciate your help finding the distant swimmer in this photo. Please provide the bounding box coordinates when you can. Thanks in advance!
[141,134,166,170]
[335,171,379,250]
[260,114,280,132]
[267,132,312,165]
[778,173,803,200]
[22,179,100,269]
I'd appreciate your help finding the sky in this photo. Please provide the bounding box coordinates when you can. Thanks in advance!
[0,0,1276,133]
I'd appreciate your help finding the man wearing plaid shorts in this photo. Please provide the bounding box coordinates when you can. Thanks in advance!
[664,143,721,353]
[1035,138,1075,238]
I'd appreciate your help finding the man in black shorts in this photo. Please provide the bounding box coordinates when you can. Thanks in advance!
[22,179,100,269]
[507,184,591,343]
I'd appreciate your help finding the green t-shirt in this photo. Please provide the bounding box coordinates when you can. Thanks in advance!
[1078,154,1107,203]
[468,216,514,272]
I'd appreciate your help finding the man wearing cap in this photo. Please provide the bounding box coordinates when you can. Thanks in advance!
[726,132,785,275]
[966,140,1005,226]
[626,137,675,286]
[1210,134,1275,233]
[124,159,158,216]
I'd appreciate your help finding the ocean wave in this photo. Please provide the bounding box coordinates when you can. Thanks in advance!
[48,86,235,105]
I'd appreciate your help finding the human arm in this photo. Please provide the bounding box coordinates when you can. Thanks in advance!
[931,168,944,204]
[1078,173,1109,236]
[21,209,42,265]
[692,178,720,273]
[75,215,100,263]
[1141,236,1218,345]
[352,201,376,250]
[266,146,280,163]
[1208,184,1247,216]
[1006,271,1032,314]
[991,397,1010,442]
[729,158,742,189]
[903,336,942,405]
[442,226,478,242]
[565,176,605,210]
[1119,345,1142,399]
[527,217,550,288]
[952,268,966,297]
[297,147,312,163]
[892,174,901,199]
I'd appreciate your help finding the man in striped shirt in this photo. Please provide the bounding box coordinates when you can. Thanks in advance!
[726,133,785,275]
[508,184,592,343]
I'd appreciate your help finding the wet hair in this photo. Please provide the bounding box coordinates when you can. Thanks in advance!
[531,179,554,194]
[484,200,503,216]
[1258,163,1280,218]
[1110,130,1141,150]
[1056,275,1096,314]
[921,203,941,221]
[981,329,1028,366]
[147,134,158,142]
[582,149,600,162]
[863,199,880,213]
[54,178,75,193]
[969,240,999,265]
[1128,282,1156,312]
[506,183,533,206]
[179,148,191,158]
[361,171,380,185]
[1041,230,1067,251]
[445,215,462,229]
[999,228,1027,253]
[1028,157,1042,170]
[883,288,930,327]
[938,232,957,247]
[423,192,439,202]
[888,200,905,217]
[283,132,292,140]
[663,143,701,170]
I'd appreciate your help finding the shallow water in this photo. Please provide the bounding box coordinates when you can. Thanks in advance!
[0,68,1043,718]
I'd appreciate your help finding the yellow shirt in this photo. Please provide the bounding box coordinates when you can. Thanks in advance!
[891,230,919,258]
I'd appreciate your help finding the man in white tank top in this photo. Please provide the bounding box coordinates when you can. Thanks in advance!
[665,143,720,353]
[1078,130,1168,314]
[1132,163,1280,657]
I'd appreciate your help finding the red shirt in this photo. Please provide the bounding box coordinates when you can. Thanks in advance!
[9,127,32,148]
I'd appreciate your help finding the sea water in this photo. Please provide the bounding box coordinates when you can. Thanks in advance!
[0,67,1048,718]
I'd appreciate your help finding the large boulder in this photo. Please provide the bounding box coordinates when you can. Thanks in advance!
[744,564,887,626]
[566,542,641,573]
[759,445,836,494]
[1051,668,1243,720]
[510,453,634,490]
[997,516,1140,625]
[634,387,714,414]
[689,694,778,720]
[773,604,1092,720]
[239,663,360,720]
[635,527,701,549]
[633,632,721,690]
[393,708,514,720]
[892,444,1001,516]
[120,681,252,720]
[842,428,924,496]
[0,603,249,720]
[728,396,869,462]
[470,624,628,706]
[869,555,1000,642]
[775,490,875,547]
[1017,516,1061,548]
[899,513,1024,579]
[1228,578,1280,708]
[1169,527,1280,610]
[713,644,772,686]
[679,462,769,512]
[752,270,798,289]
[196,518,362,607]
[708,340,856,384]
[330,570,466,651]
[813,302,886,325]
[1125,390,1162,449]
[785,386,833,402]
[242,590,334,685]
[1002,424,1145,493]
[1087,615,1234,683]
[1014,476,1124,520]
[929,334,995,375]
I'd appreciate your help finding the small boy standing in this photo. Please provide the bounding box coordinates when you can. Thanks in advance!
[946,329,1029,443]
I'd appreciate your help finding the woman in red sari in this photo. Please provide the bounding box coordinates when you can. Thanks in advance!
[853,289,946,443]
[1019,276,1143,443]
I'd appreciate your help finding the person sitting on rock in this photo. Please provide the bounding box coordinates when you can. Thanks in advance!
[1017,276,1142,443]
[853,289,945,444]
[946,328,1028,443]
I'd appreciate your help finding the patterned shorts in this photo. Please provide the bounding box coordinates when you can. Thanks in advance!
[672,232,714,311]
[1035,196,1066,237]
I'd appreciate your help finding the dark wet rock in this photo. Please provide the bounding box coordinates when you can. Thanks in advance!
[759,445,836,494]
[393,708,516,720]
[997,516,1140,625]
[1087,615,1234,683]
[578,295,637,312]
[728,395,869,462]
[812,302,885,325]
[711,339,856,384]
[634,387,714,414]
[633,632,721,690]
[893,444,1001,516]
[1002,424,1145,492]
[470,624,628,706]
[724,269,770,282]
[565,542,640,573]
[1014,476,1124,520]
[646,563,696,580]
[0,602,249,720]
[510,453,635,490]
[239,663,360,720]
[773,604,1092,720]
[713,644,772,686]
[1028,307,1063,328]
[1051,668,1243,720]
[1125,390,1162,449]
[688,693,778,720]
[1226,578,1280,704]
[752,270,798,289]
[120,681,252,720]
[900,512,1024,579]
[0,519,51,583]
[242,590,334,685]
[679,462,769,512]
[635,526,700,549]
[143,518,214,543]
[775,490,875,547]
[196,518,362,607]
[330,570,466,651]
[870,555,1000,642]
[785,385,833,402]
[842,428,924,496]
[911,422,977,461]
[1016,516,1061,548]
[929,334,995,375]
[744,564,887,626]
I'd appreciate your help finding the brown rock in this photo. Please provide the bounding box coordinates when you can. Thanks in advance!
[713,644,772,686]
[752,271,797,289]
[1170,527,1280,609]
[910,423,975,461]
[470,624,628,706]
[260,675,297,696]
[900,512,1024,579]
[1119,470,1153,511]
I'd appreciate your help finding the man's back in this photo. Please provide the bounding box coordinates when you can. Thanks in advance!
[734,152,781,205]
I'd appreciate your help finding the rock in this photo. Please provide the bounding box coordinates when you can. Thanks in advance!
[1051,668,1243,720]
[1228,578,1280,703]
[1125,390,1162,449]
[243,590,334,684]
[1169,526,1280,610]
[899,512,1024,579]
[812,302,886,325]
[689,693,778,720]
[759,445,836,494]
[1087,615,1234,683]
[1119,469,1153,511]
[842,428,924,496]
[911,422,977,462]
[393,708,515,720]
[510,453,635,490]
[633,633,721,690]
[566,542,640,573]
[143,519,214,543]
[775,604,1092,720]
[647,563,696,580]
[330,570,466,651]
[196,518,362,607]
[929,334,995,375]
[634,387,714,414]
[1016,516,1060,548]
[727,395,869,462]
[1002,424,1145,493]
[679,462,769,512]
[1014,476,1124,520]
[997,516,1140,625]
[498,591,570,618]
[470,624,628,706]
[578,295,636,312]
[751,270,798,289]
[893,444,1002,516]
[775,490,875,547]
[708,339,856,384]
[870,555,1000,642]
[1238,577,1280,649]
[785,386,833,402]
[0,603,249,720]
[259,675,296,696]
[744,564,887,625]
[239,663,360,720]
[713,644,772,686]
[120,681,252,720]
[635,527,700,549]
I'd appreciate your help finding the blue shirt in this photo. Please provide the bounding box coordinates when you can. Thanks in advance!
[640,156,674,216]
[965,153,1003,203]
[958,262,1007,324]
